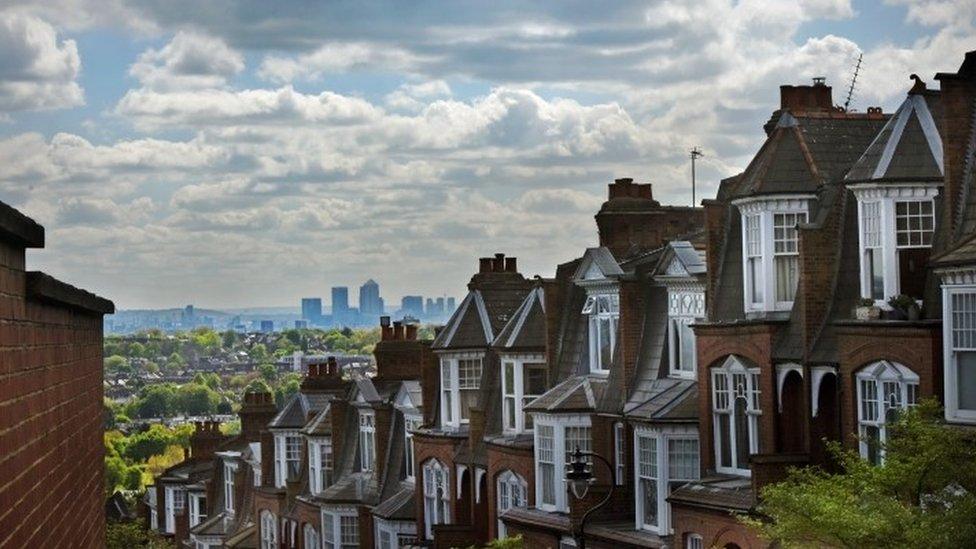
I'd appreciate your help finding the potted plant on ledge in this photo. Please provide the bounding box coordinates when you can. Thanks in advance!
[854,298,881,320]
[886,294,921,321]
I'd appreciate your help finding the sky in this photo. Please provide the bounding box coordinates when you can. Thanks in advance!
[0,0,974,310]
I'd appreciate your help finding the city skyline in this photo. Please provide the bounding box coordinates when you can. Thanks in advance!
[1,2,972,308]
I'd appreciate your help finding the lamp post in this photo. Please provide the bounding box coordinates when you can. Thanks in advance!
[565,447,614,549]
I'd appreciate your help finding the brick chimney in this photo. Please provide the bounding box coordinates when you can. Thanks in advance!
[374,315,432,381]
[380,316,393,340]
[504,256,517,273]
[239,391,277,443]
[393,320,404,340]
[936,51,976,241]
[189,420,225,461]
[595,177,702,260]
[779,78,833,113]
[301,355,344,390]
[479,257,492,273]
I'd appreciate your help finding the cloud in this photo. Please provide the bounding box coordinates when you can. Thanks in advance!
[0,11,82,111]
[257,42,427,83]
[129,30,244,90]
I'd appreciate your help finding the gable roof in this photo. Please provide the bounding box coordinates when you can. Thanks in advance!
[655,240,706,279]
[572,247,624,282]
[432,280,532,351]
[845,89,943,183]
[624,378,698,421]
[524,374,608,413]
[492,285,546,351]
[269,391,335,429]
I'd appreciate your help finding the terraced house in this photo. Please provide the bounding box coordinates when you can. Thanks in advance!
[143,49,976,549]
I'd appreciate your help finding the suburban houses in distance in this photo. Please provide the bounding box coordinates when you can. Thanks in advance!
[131,49,976,549]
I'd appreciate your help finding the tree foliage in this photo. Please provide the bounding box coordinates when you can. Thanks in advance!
[106,520,173,549]
[749,400,976,548]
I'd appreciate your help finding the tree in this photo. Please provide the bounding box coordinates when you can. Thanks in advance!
[177,383,219,416]
[245,379,273,394]
[135,384,177,418]
[124,424,179,463]
[106,520,173,549]
[221,330,239,349]
[275,373,301,407]
[258,363,278,383]
[749,400,976,548]
[104,355,129,375]
[128,342,146,358]
[249,343,269,363]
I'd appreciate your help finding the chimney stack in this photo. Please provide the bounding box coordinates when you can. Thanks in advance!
[380,316,393,340]
[504,256,518,273]
[493,253,506,272]
[779,80,833,113]
[393,320,404,340]
[405,323,418,341]
[240,391,277,442]
[189,420,225,461]
[479,257,492,273]
[607,177,653,200]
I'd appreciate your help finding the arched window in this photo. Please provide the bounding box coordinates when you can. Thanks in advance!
[259,511,277,549]
[422,459,450,539]
[303,524,319,549]
[712,356,761,475]
[495,470,527,538]
[856,360,919,464]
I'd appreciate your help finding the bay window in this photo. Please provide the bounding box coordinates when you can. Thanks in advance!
[666,287,704,378]
[439,354,483,427]
[188,492,206,527]
[853,186,939,303]
[634,428,699,534]
[322,510,359,549]
[360,411,376,472]
[501,356,547,433]
[422,460,450,538]
[496,470,527,538]
[583,293,619,373]
[273,431,302,487]
[712,356,761,475]
[534,414,591,512]
[856,361,919,464]
[735,196,812,313]
[303,524,319,549]
[944,284,976,423]
[164,486,185,533]
[309,438,333,494]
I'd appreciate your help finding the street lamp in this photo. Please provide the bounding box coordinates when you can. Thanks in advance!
[565,447,614,549]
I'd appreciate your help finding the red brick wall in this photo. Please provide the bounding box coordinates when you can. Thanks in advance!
[835,322,943,448]
[485,442,535,540]
[413,433,463,542]
[935,67,976,238]
[0,239,108,549]
[695,323,780,473]
[618,281,645,398]
[672,504,766,549]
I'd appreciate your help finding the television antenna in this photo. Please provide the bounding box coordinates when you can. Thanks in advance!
[690,147,704,206]
[844,53,863,112]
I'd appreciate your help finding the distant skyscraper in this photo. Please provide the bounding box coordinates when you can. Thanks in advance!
[332,287,349,316]
[301,297,322,323]
[260,320,274,332]
[359,279,383,315]
[446,297,456,313]
[401,295,424,318]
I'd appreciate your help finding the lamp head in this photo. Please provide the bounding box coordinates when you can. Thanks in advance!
[565,447,593,500]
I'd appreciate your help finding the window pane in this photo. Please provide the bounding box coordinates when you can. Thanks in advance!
[641,478,657,527]
[504,363,515,394]
[958,351,976,411]
[680,322,696,372]
[866,248,884,300]
[775,255,799,302]
[667,439,699,481]
[505,397,516,430]
[599,317,612,369]
[734,398,750,468]
[460,389,478,421]
[895,200,934,248]
[524,363,547,395]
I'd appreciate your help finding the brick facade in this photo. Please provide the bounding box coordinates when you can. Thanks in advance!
[0,204,113,549]
[485,441,535,540]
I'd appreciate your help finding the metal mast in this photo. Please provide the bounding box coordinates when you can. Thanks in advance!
[690,147,703,206]
[844,53,863,111]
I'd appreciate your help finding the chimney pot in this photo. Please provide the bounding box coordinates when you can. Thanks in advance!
[479,257,492,273]
[504,257,517,273]
[493,253,505,272]
[380,316,390,328]
[405,324,418,340]
[393,321,404,340]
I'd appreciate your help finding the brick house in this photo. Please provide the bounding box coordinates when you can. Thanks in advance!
[0,201,114,548]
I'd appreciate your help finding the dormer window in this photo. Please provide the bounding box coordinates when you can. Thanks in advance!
[582,293,618,373]
[359,411,376,472]
[735,196,811,313]
[223,460,237,514]
[309,438,333,494]
[439,354,483,428]
[501,356,547,433]
[273,432,302,487]
[853,186,938,302]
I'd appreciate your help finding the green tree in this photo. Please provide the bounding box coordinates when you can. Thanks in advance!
[124,424,179,462]
[104,355,128,374]
[106,520,173,549]
[177,383,219,416]
[245,379,273,394]
[221,330,239,349]
[749,400,976,548]
[274,373,301,407]
[249,343,268,363]
[128,342,146,358]
[258,363,278,383]
[135,384,177,418]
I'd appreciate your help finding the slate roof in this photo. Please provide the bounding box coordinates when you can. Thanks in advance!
[624,378,698,421]
[492,285,546,351]
[269,391,336,429]
[668,476,755,512]
[371,483,416,520]
[845,88,943,183]
[572,247,625,280]
[524,374,607,413]
[933,232,976,267]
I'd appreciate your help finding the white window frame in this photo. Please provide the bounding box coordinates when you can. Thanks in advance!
[438,353,484,428]
[150,508,158,531]
[686,533,704,549]
[309,438,333,494]
[260,510,277,549]
[711,356,762,476]
[303,524,319,549]
[374,517,416,549]
[633,426,700,535]
[164,485,185,534]
[665,283,704,379]
[501,353,547,434]
[188,491,206,528]
[422,459,451,539]
[360,411,376,472]
[855,360,919,464]
[734,196,812,313]
[582,291,619,373]
[614,422,626,485]
[223,460,237,514]
[943,279,976,423]
[273,430,302,488]
[322,508,359,549]
[533,413,592,513]
[852,185,939,303]
[496,470,528,539]
[404,416,420,481]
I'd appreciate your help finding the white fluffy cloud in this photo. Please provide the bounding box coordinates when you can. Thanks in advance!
[0,11,82,111]
[257,42,427,83]
[129,31,244,90]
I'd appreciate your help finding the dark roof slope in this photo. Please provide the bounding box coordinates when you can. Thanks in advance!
[492,285,546,351]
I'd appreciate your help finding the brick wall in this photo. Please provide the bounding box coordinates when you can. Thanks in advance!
[672,504,766,549]
[412,432,463,543]
[485,442,535,540]
[0,204,113,549]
